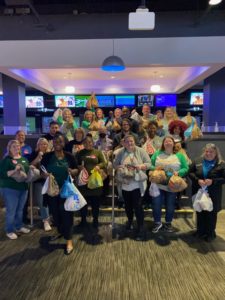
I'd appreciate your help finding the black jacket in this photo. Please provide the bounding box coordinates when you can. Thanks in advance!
[189,157,225,212]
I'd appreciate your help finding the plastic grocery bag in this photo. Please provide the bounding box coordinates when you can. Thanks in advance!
[192,187,213,212]
[78,168,89,186]
[60,175,76,198]
[87,169,103,189]
[149,183,160,197]
[64,186,87,211]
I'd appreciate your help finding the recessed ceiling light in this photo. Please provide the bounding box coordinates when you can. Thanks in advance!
[150,85,161,93]
[111,76,115,79]
[65,86,75,93]
[159,75,164,78]
[209,0,222,5]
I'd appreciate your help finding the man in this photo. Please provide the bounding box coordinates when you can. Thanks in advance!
[113,118,139,149]
[121,106,139,134]
[141,104,156,129]
[43,121,60,151]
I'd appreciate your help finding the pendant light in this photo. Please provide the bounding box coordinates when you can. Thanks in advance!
[101,40,125,72]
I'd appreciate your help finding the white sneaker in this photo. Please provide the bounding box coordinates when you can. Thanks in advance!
[44,221,52,232]
[17,227,30,234]
[6,232,18,240]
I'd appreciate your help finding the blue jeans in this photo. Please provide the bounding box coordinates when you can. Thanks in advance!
[33,182,49,221]
[152,189,177,223]
[2,188,28,233]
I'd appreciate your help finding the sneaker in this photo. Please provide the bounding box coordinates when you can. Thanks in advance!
[163,223,174,233]
[43,221,52,232]
[6,232,18,240]
[152,223,163,233]
[16,227,30,234]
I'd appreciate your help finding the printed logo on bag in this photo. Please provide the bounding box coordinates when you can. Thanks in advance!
[12,160,17,164]
[86,155,97,159]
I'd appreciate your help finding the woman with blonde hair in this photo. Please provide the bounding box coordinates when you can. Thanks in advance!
[53,108,78,141]
[0,140,30,239]
[189,143,225,242]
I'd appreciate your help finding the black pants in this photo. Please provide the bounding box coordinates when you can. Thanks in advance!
[122,189,144,228]
[196,210,218,237]
[48,196,74,240]
[80,196,100,222]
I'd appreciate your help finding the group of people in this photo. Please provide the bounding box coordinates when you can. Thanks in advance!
[0,104,225,255]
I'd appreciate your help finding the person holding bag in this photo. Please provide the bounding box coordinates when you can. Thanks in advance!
[0,140,30,240]
[76,136,107,228]
[114,135,151,240]
[189,143,225,242]
[41,133,78,255]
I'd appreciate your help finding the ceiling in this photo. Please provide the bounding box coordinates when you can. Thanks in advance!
[0,1,224,95]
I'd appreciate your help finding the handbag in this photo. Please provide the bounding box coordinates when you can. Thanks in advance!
[60,175,77,198]
[134,170,148,182]
[26,166,41,183]
[8,164,27,183]
[41,174,60,197]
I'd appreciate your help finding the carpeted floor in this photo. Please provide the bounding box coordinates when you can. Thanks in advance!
[0,210,225,300]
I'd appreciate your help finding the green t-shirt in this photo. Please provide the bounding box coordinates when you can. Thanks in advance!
[0,156,29,190]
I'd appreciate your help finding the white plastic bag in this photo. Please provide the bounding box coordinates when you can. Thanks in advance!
[64,185,87,211]
[149,183,160,197]
[42,176,49,195]
[192,187,213,212]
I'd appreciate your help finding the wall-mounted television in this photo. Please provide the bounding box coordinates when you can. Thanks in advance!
[190,92,203,105]
[26,117,36,133]
[55,95,75,108]
[75,95,89,108]
[155,94,177,107]
[26,96,44,108]
[0,95,3,108]
[115,95,135,107]
[42,116,53,134]
[96,95,114,107]
[138,95,154,107]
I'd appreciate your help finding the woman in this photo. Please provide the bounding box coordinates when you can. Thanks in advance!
[169,120,188,144]
[95,108,105,128]
[53,108,78,141]
[81,110,95,131]
[150,136,189,233]
[65,127,85,155]
[189,143,225,242]
[142,121,162,157]
[106,108,122,139]
[161,107,177,136]
[0,140,30,239]
[28,138,51,232]
[113,118,139,149]
[41,133,78,255]
[76,136,107,228]
[114,135,151,240]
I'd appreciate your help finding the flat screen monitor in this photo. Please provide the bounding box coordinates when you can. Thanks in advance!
[55,95,75,108]
[26,96,44,108]
[0,95,3,108]
[190,92,204,105]
[75,95,89,108]
[42,116,53,134]
[115,95,135,107]
[74,116,81,128]
[138,95,154,107]
[155,94,177,107]
[26,117,36,133]
[96,95,115,107]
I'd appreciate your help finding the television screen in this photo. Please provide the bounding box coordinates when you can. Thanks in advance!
[0,117,3,133]
[42,116,53,134]
[26,117,36,133]
[190,92,204,105]
[138,95,154,107]
[26,96,44,108]
[115,95,135,107]
[75,95,89,108]
[155,94,177,107]
[55,95,75,108]
[0,95,3,108]
[96,95,115,107]
[74,116,81,128]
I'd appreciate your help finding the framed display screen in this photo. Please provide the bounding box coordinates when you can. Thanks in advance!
[115,95,135,107]
[55,95,75,108]
[0,95,3,108]
[26,96,44,108]
[42,116,53,134]
[190,92,204,105]
[26,117,36,133]
[138,95,154,107]
[155,94,177,107]
[96,95,115,107]
[75,95,89,108]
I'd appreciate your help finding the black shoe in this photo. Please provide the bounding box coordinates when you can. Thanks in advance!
[49,234,62,241]
[125,221,133,231]
[205,235,216,242]
[65,247,74,255]
[192,231,207,239]
[92,219,99,228]
[163,223,175,233]
[118,201,124,209]
[136,228,145,241]
[77,220,87,228]
[144,204,150,210]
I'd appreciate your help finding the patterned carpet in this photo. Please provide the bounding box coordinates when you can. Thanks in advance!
[0,210,225,300]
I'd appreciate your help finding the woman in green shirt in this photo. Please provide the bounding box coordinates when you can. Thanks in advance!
[0,140,30,240]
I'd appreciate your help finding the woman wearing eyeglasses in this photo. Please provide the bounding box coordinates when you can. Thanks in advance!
[189,143,225,242]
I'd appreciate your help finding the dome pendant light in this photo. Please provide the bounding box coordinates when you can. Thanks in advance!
[101,40,125,72]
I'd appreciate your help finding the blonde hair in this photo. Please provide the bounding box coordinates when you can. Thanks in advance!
[74,127,85,139]
[84,110,94,122]
[6,140,20,157]
[35,138,49,152]
[202,143,224,164]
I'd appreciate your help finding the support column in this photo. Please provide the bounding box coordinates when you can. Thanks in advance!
[2,75,26,135]
[203,68,225,130]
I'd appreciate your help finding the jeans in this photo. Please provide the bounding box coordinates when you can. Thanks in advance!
[2,188,28,233]
[33,182,49,220]
[152,189,177,223]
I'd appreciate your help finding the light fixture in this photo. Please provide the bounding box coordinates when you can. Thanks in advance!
[101,40,125,72]
[64,72,75,94]
[209,0,222,5]
[150,71,161,93]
